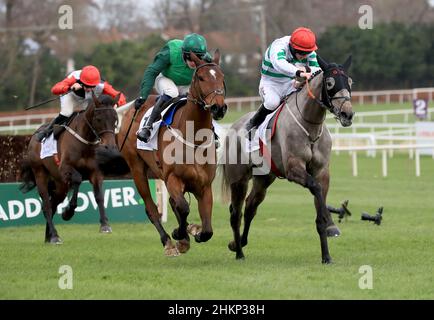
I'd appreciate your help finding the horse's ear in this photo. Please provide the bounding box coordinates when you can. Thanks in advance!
[342,55,352,72]
[189,52,202,66]
[317,54,329,71]
[213,49,221,65]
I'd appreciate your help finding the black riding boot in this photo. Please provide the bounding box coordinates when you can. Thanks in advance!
[36,114,69,142]
[137,96,170,143]
[245,104,273,140]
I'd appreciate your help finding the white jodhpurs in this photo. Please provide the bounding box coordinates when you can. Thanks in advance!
[59,92,90,117]
[259,76,298,111]
[154,73,190,99]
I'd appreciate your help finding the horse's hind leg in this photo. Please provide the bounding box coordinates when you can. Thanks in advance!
[227,178,248,260]
[241,174,276,248]
[89,171,112,233]
[34,169,61,244]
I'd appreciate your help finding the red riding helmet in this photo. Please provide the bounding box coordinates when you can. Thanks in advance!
[80,65,101,87]
[290,27,318,52]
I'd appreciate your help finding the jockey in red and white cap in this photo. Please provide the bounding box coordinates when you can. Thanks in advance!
[246,27,321,138]
[36,65,126,142]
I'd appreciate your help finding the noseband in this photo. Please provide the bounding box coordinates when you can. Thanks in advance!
[188,63,226,110]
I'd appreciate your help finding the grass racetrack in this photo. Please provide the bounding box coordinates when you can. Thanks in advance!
[1,152,434,300]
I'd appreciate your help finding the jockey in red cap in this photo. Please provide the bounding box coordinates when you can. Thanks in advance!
[246,27,321,138]
[36,65,126,142]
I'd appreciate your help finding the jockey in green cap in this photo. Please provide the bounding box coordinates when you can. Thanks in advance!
[135,33,212,143]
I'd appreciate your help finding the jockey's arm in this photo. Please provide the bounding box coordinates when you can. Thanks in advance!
[307,52,321,73]
[102,82,126,107]
[269,43,299,78]
[51,75,77,95]
[140,44,171,102]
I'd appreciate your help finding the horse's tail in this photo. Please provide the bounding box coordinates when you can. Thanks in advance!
[96,147,131,177]
[19,158,36,193]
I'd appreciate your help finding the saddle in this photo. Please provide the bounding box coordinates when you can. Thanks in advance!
[160,96,188,127]
[53,112,79,140]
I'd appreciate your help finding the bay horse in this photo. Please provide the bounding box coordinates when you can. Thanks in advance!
[118,51,227,256]
[220,55,354,263]
[20,93,123,243]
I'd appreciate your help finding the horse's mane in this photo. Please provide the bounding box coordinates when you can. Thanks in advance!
[308,69,323,82]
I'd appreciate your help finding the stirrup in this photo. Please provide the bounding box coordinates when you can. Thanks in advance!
[36,130,49,142]
[137,126,152,143]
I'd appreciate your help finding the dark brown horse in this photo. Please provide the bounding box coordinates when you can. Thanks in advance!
[20,93,123,243]
[118,51,227,256]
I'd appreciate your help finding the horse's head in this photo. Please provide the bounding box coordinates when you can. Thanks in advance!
[188,50,227,120]
[317,55,354,127]
[88,93,119,148]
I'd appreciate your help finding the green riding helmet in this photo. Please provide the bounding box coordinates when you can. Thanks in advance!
[182,33,211,61]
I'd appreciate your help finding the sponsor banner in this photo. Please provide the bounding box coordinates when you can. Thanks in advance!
[0,180,154,227]
[415,122,434,156]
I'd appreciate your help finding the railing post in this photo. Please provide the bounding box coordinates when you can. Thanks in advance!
[382,149,388,177]
[415,149,420,177]
[352,151,358,177]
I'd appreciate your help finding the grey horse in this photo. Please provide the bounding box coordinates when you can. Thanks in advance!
[220,55,354,264]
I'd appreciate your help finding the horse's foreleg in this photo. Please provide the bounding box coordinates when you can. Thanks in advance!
[286,158,335,264]
[194,186,214,243]
[90,172,112,233]
[166,174,190,244]
[315,168,340,234]
[227,179,248,259]
[34,169,61,244]
[60,166,82,221]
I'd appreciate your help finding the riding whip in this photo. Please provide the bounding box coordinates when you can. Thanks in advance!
[25,91,71,110]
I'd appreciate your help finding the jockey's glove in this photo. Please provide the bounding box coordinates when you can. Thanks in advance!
[135,97,145,110]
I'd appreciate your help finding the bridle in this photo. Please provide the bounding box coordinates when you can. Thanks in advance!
[305,68,351,120]
[63,107,118,145]
[187,62,226,110]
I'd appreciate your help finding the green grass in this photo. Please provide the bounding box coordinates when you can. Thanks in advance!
[1,153,434,299]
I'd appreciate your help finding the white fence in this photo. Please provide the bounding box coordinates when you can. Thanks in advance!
[1,87,433,132]
[333,144,434,177]
[225,87,434,111]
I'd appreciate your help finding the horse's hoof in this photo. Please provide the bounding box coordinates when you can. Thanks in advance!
[61,211,74,221]
[176,239,190,254]
[187,224,202,237]
[326,225,341,237]
[48,236,63,245]
[100,225,112,233]
[236,253,245,260]
[322,257,333,264]
[164,241,180,257]
[228,241,237,252]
